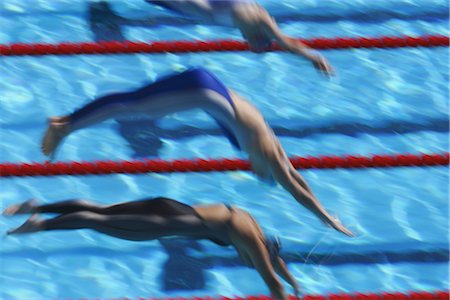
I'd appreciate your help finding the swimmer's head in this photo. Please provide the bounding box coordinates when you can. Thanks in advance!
[248,39,272,53]
[232,4,274,52]
[239,26,272,52]
[266,235,282,260]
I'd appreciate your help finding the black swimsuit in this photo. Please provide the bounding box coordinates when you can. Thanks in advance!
[113,197,231,246]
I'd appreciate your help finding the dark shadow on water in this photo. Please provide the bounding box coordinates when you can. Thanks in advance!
[87,0,161,157]
[114,117,449,158]
[274,10,449,24]
[3,242,448,265]
[88,1,126,42]
[3,237,448,291]
[3,114,447,159]
[159,239,206,291]
[87,0,199,42]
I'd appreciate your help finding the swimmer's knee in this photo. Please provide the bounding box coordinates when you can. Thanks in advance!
[70,211,104,223]
[72,199,103,212]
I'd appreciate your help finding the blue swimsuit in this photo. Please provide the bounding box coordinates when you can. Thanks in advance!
[147,0,252,12]
[146,0,255,26]
[70,68,241,150]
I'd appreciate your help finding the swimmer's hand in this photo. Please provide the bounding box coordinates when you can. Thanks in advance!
[324,215,354,237]
[333,223,354,237]
[293,285,302,299]
[311,54,335,77]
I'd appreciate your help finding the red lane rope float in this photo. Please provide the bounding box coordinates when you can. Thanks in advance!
[0,34,448,57]
[68,290,449,300]
[0,152,448,178]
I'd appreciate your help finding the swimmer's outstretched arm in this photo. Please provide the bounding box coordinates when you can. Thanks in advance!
[228,90,352,236]
[245,239,288,300]
[269,152,353,236]
[261,16,334,77]
[273,256,300,298]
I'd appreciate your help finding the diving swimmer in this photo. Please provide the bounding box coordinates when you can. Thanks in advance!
[4,197,300,299]
[145,0,333,76]
[41,68,353,237]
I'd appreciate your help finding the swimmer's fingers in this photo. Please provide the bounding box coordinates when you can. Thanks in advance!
[312,55,335,77]
[47,150,56,163]
[330,218,354,237]
[322,215,354,237]
[336,224,354,237]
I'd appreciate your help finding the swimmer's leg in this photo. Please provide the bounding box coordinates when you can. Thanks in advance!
[3,198,193,217]
[3,199,108,216]
[41,89,146,157]
[42,68,232,157]
[3,199,38,215]
[99,197,195,216]
[41,197,194,216]
[7,211,204,241]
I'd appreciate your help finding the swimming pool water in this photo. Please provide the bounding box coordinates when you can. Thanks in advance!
[0,0,449,299]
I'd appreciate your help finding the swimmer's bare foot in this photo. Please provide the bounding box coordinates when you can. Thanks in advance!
[7,214,43,235]
[41,116,70,157]
[2,199,38,216]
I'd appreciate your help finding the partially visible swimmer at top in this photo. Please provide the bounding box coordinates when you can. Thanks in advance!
[40,68,353,237]
[145,0,334,76]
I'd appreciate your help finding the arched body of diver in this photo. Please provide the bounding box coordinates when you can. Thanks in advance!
[4,197,299,299]
[41,68,353,237]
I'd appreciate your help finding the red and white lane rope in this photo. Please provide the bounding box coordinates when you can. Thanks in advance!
[1,152,447,178]
[0,34,448,57]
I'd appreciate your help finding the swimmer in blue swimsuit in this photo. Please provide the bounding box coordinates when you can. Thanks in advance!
[146,0,334,76]
[41,68,353,237]
[4,197,299,299]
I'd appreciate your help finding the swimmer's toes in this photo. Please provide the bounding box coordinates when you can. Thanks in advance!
[2,199,37,216]
[7,214,41,235]
[338,225,354,237]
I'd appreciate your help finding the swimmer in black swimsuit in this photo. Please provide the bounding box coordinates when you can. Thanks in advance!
[41,68,353,237]
[4,198,300,300]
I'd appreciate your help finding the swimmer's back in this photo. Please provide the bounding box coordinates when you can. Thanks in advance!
[193,204,264,246]
[193,203,232,230]
[135,68,233,104]
[228,90,271,136]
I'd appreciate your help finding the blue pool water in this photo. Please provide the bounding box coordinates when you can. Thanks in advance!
[0,0,449,299]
